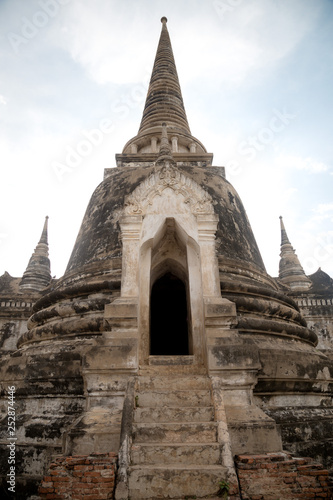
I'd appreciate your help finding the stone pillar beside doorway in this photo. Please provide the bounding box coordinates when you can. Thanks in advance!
[63,298,138,457]
[205,298,283,457]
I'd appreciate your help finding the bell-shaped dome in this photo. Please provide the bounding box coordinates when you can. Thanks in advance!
[63,164,264,279]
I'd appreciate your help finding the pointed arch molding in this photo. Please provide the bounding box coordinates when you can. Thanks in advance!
[124,164,215,216]
[118,162,221,301]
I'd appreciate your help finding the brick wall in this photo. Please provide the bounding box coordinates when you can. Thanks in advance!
[38,451,332,499]
[235,452,333,500]
[38,452,117,500]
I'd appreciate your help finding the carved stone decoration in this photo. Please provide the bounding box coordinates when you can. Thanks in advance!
[124,163,214,216]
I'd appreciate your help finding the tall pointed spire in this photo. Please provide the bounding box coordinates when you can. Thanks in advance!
[20,216,52,291]
[117,18,213,168]
[138,17,191,136]
[278,216,311,291]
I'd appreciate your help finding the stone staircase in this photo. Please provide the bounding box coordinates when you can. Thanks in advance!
[127,373,229,499]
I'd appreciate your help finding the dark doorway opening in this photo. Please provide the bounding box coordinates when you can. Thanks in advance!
[150,272,189,355]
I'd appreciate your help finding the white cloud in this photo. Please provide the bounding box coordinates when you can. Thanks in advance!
[298,229,333,275]
[47,0,322,88]
[50,1,154,85]
[179,0,319,86]
[0,94,7,105]
[314,203,333,214]
[276,154,329,173]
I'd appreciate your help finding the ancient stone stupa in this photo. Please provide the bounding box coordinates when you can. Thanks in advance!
[0,17,332,500]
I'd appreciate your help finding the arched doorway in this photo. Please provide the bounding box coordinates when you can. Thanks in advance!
[150,272,190,355]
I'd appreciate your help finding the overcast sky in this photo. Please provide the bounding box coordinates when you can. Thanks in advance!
[0,0,332,281]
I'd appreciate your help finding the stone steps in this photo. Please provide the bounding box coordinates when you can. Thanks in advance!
[128,464,228,499]
[133,421,218,443]
[127,373,227,499]
[131,442,221,465]
[134,405,215,423]
[137,374,211,391]
[136,389,212,407]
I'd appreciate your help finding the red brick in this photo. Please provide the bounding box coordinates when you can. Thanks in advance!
[284,478,296,484]
[83,495,108,500]
[79,483,95,489]
[71,489,85,495]
[262,463,278,469]
[66,457,86,464]
[52,486,68,493]
[240,468,259,473]
[84,471,101,477]
[101,469,114,476]
[81,476,92,483]
[39,487,54,494]
[98,476,115,483]
[237,463,256,470]
[66,460,86,467]
[98,481,115,489]
[268,453,289,461]
[297,477,316,485]
[40,482,54,488]
[277,460,297,468]
[236,455,255,462]
[53,476,70,482]
[306,470,325,476]
[294,459,310,466]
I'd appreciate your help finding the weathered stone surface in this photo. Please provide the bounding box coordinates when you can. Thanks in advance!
[133,421,218,443]
[59,162,267,284]
[128,465,229,499]
[131,442,221,465]
[127,373,237,499]
[264,406,333,472]
[0,16,332,500]
[136,388,212,407]
[134,405,214,423]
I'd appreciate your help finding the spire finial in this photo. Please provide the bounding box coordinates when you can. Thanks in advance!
[279,216,290,246]
[161,16,168,24]
[39,215,49,245]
